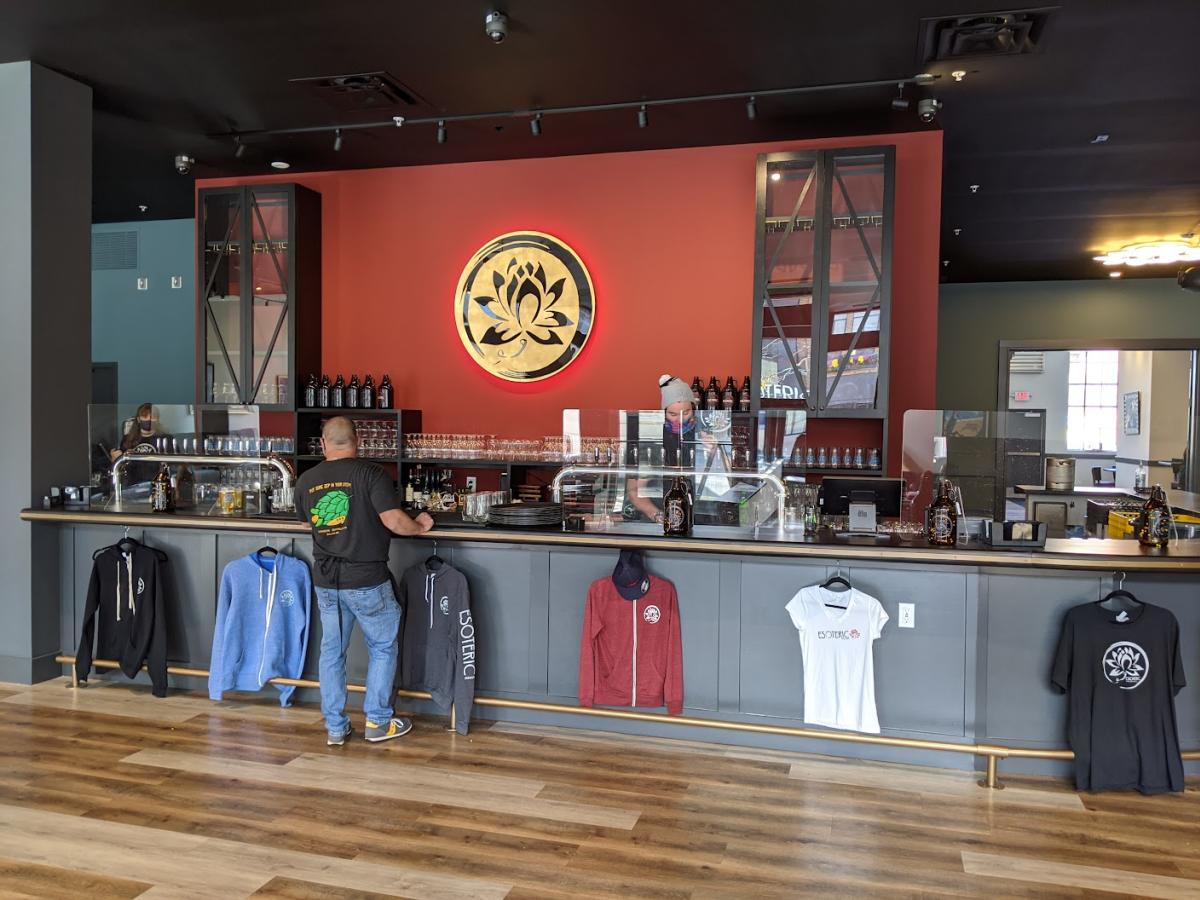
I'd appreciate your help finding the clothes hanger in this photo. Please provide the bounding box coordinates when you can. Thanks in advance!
[1097,571,1143,615]
[820,562,851,609]
[256,545,279,557]
[427,539,443,569]
[116,525,139,554]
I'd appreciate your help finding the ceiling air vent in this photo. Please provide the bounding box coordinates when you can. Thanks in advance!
[91,230,138,270]
[289,71,425,112]
[918,7,1056,62]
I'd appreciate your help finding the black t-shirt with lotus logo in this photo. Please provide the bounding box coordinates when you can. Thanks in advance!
[1051,601,1186,793]
[296,458,399,589]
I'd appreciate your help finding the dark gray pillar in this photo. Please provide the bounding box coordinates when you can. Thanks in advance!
[0,62,92,682]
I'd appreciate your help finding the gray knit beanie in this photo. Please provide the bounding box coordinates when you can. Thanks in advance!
[658,374,694,409]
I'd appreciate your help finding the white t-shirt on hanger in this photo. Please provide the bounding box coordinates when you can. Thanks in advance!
[785,585,888,734]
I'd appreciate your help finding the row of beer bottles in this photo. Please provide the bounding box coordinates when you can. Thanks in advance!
[303,374,394,410]
[691,376,752,412]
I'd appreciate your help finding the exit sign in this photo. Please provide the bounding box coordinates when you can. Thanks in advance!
[1012,390,1032,402]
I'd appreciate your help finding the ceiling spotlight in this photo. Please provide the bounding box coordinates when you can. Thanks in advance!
[1090,133,1109,144]
[918,97,941,123]
[436,120,447,144]
[769,172,781,182]
[1093,240,1200,267]
[969,184,980,193]
[637,105,648,129]
[746,96,757,120]
[1109,271,1123,278]
[484,10,508,43]
[530,113,542,136]
[891,83,909,111]
[138,205,148,213]
[270,160,290,169]
[174,154,194,175]
[951,70,967,82]
[392,115,405,127]
[233,137,246,159]
[333,129,343,152]
[913,72,937,85]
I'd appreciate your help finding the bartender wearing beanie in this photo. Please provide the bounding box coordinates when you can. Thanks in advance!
[627,375,730,524]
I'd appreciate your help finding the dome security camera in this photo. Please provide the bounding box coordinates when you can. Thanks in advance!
[174,154,194,175]
[917,98,942,123]
[485,10,508,43]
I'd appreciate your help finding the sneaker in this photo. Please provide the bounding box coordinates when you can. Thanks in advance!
[364,717,413,743]
[327,726,352,747]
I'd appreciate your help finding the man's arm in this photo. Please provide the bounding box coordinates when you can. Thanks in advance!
[380,507,434,536]
[626,476,662,523]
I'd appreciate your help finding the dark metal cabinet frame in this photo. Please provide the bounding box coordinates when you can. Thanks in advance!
[195,183,322,411]
[750,147,895,419]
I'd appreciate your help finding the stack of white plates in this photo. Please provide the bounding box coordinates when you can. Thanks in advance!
[488,502,564,528]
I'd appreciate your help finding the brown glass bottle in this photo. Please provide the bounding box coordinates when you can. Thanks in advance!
[722,376,737,411]
[739,376,752,412]
[346,375,360,409]
[690,376,703,406]
[705,377,720,410]
[926,479,957,546]
[377,374,393,409]
[303,374,317,408]
[316,374,330,408]
[664,476,693,537]
[360,374,375,409]
[1136,484,1172,548]
[173,465,195,509]
[331,374,345,408]
[151,465,174,513]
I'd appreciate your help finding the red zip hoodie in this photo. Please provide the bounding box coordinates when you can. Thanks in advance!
[579,575,684,715]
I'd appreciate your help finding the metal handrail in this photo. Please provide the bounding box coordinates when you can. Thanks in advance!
[552,463,787,525]
[112,453,294,504]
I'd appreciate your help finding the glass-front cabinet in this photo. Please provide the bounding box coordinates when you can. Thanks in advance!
[197,184,321,410]
[752,147,894,417]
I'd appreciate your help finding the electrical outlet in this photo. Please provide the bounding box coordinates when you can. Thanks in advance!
[136,277,149,290]
[898,602,915,629]
[171,276,183,289]
[466,476,477,492]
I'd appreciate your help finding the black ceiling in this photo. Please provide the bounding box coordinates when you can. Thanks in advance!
[3,0,1198,282]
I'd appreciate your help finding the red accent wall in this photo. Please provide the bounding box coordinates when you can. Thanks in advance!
[200,132,941,473]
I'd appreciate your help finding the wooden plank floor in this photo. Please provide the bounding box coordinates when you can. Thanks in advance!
[0,679,1197,898]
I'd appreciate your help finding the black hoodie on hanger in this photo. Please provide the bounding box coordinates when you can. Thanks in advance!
[76,543,169,697]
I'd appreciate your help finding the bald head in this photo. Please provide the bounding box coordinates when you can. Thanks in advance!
[321,416,358,458]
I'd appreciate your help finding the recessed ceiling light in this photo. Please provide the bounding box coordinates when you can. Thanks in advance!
[1090,133,1110,144]
[770,172,781,182]
[138,204,148,213]
[270,160,290,169]
[1109,271,1122,278]
[951,70,967,82]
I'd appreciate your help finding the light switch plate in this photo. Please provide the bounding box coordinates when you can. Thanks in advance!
[466,476,477,492]
[898,602,915,629]
[136,277,149,290]
[171,276,183,289]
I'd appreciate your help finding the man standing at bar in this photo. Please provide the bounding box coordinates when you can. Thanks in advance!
[296,416,433,746]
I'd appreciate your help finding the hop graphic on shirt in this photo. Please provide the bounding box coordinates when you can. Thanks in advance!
[850,628,861,639]
[643,605,661,624]
[1103,641,1149,690]
[310,490,350,528]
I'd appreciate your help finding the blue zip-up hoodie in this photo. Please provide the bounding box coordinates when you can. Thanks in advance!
[209,551,311,707]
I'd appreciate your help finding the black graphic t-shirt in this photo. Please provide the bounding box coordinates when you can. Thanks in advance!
[1051,601,1186,794]
[295,458,399,589]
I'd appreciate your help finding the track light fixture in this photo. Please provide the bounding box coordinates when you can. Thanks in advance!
[233,137,246,159]
[333,129,343,152]
[221,71,942,148]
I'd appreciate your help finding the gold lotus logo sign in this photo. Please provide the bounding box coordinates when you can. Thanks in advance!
[454,231,595,382]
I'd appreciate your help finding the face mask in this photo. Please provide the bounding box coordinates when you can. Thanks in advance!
[138,419,153,435]
[666,417,695,435]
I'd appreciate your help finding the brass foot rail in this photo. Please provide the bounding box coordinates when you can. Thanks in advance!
[54,655,1199,790]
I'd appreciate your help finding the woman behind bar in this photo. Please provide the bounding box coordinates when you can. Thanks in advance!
[626,375,732,524]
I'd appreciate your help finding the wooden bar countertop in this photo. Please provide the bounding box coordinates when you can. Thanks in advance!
[20,507,1200,573]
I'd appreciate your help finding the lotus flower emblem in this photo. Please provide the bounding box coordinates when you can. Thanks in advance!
[473,259,574,348]
[1102,641,1148,689]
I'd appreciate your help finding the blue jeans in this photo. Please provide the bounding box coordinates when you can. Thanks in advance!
[316,581,401,737]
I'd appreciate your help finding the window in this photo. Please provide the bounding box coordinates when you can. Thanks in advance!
[1066,350,1118,451]
[830,309,879,335]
